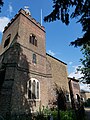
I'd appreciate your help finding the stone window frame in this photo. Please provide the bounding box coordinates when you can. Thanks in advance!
[4,34,11,48]
[29,34,37,46]
[27,78,40,100]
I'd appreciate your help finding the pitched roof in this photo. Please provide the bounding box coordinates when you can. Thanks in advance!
[46,53,67,65]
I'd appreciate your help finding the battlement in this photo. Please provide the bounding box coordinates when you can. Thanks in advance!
[3,8,45,33]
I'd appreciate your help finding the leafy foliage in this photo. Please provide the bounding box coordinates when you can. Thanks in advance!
[75,105,85,120]
[44,0,90,83]
[44,1,89,25]
[70,32,90,47]
[44,0,90,45]
[84,98,90,107]
[78,43,90,83]
[54,84,67,111]
[35,107,76,120]
[51,110,76,120]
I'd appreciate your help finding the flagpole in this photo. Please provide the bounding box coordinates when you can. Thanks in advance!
[41,9,42,26]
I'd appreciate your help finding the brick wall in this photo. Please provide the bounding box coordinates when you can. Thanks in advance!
[0,9,70,117]
[46,54,69,92]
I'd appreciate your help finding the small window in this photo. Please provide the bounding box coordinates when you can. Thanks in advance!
[76,94,80,102]
[30,34,37,46]
[27,78,40,100]
[4,34,11,48]
[32,53,37,64]
[66,94,69,102]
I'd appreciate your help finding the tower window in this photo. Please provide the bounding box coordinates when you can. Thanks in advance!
[30,34,37,46]
[4,34,11,48]
[32,53,37,64]
[27,78,40,100]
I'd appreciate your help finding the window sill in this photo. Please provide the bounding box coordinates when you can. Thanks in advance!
[66,101,70,103]
[27,99,41,102]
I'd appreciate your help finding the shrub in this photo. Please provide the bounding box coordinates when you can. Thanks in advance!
[51,110,76,120]
[60,110,76,120]
[34,112,47,120]
[84,98,90,107]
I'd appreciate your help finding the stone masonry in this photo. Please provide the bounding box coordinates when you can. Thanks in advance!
[0,9,70,118]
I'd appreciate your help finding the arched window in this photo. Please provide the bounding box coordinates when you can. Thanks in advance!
[76,94,80,102]
[27,78,40,99]
[29,34,37,46]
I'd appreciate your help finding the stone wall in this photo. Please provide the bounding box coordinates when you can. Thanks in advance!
[46,54,70,108]
[68,77,80,109]
[46,54,69,92]
[0,44,19,118]
[81,92,90,101]
[0,9,70,117]
[0,16,20,55]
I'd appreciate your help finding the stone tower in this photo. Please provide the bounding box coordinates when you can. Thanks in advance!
[0,9,50,117]
[0,8,70,119]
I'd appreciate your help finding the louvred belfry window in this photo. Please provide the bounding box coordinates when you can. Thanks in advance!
[30,34,37,46]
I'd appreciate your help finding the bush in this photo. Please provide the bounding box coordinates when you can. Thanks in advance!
[61,110,76,120]
[84,98,90,107]
[8,108,77,120]
[75,105,85,120]
[51,110,76,120]
[34,107,48,120]
[36,107,76,120]
[7,113,32,120]
[34,113,47,120]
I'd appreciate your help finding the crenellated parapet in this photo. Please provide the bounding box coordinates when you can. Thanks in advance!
[3,8,45,33]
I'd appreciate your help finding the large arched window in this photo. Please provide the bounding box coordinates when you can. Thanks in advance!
[27,78,40,100]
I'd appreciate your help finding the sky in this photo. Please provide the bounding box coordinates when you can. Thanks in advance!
[0,0,90,92]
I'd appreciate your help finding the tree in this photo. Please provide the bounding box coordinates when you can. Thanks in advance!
[54,84,67,120]
[44,0,90,83]
[0,0,3,12]
[0,1,89,83]
[44,1,90,31]
[78,43,90,84]
[55,85,67,111]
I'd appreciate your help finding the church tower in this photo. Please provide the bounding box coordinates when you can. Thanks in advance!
[0,8,70,119]
[0,9,50,117]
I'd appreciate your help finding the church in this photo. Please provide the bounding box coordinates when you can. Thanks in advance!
[0,9,70,117]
